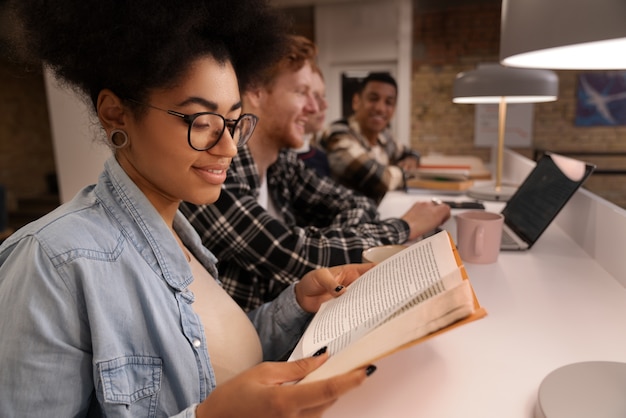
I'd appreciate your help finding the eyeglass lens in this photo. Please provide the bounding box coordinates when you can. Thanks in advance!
[190,114,255,150]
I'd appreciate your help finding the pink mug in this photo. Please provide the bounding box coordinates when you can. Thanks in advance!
[456,211,504,264]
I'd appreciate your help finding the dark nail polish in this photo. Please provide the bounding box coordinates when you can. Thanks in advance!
[312,346,328,357]
[365,365,377,376]
[334,285,344,292]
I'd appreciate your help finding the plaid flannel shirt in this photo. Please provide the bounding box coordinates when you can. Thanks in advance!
[320,116,419,203]
[180,146,409,311]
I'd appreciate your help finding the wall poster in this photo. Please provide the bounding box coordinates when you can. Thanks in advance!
[575,72,626,126]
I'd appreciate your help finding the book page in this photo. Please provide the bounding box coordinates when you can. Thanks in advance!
[289,231,463,360]
[297,280,475,384]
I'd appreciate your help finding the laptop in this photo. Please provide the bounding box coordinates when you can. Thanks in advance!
[500,152,596,251]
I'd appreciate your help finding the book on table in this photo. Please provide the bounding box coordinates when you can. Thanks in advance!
[405,155,492,191]
[411,166,472,181]
[417,154,493,180]
[405,177,475,191]
[288,230,487,384]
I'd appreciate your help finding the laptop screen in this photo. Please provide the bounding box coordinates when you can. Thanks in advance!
[501,153,596,248]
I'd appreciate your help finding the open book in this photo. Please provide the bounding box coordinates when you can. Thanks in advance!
[289,230,486,383]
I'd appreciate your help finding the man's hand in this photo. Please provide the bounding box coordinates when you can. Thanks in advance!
[401,200,451,240]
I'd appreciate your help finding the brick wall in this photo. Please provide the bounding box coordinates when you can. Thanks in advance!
[0,57,56,211]
[411,1,626,208]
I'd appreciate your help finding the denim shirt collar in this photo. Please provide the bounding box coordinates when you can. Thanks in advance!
[96,157,219,291]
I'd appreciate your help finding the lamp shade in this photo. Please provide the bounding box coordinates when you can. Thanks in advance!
[500,0,626,70]
[453,63,558,104]
[452,63,558,202]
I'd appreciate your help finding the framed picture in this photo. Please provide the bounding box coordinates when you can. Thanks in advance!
[575,72,626,126]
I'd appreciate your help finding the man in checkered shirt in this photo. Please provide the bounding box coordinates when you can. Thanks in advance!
[180,36,450,311]
[320,72,421,204]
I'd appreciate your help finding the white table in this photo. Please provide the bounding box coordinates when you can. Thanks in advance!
[325,189,626,418]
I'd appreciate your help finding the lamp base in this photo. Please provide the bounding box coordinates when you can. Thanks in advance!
[466,184,517,202]
[535,361,626,418]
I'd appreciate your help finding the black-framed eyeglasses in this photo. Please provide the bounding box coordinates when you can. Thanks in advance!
[130,100,258,151]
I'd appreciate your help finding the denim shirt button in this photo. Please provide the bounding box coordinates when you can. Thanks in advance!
[192,338,201,348]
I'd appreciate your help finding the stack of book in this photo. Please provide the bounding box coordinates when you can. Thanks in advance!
[406,155,491,192]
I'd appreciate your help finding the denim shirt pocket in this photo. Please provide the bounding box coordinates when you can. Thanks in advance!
[98,355,162,417]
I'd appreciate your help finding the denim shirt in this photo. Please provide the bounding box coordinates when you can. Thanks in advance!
[0,157,311,418]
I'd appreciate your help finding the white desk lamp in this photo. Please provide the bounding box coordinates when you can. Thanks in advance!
[452,63,558,201]
[500,0,626,417]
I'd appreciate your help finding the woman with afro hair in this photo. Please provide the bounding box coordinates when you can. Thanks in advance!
[0,1,375,416]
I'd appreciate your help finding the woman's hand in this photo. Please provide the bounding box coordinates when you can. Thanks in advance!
[196,353,375,418]
[294,263,374,313]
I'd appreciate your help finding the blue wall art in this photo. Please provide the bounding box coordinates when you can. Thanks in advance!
[575,72,626,126]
